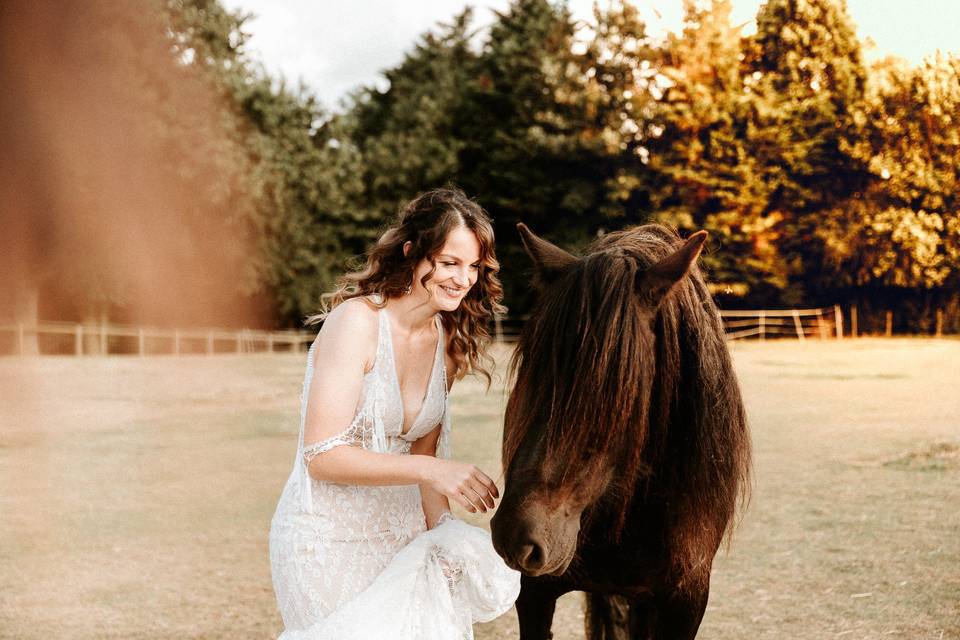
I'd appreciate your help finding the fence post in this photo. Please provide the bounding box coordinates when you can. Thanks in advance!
[759,310,766,341]
[817,310,827,340]
[236,330,243,354]
[174,329,180,356]
[267,332,274,353]
[834,304,843,340]
[936,309,943,337]
[791,309,805,340]
[100,321,108,355]
[885,311,893,337]
[207,331,214,355]
[138,329,145,356]
[75,324,83,356]
[851,304,858,339]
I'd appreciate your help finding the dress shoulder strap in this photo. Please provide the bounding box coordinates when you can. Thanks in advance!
[433,314,446,389]
[375,304,393,376]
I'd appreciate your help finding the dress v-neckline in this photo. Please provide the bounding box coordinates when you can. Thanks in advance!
[380,307,442,438]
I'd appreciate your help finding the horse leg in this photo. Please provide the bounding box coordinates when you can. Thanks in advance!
[649,581,710,640]
[625,597,655,640]
[516,575,562,640]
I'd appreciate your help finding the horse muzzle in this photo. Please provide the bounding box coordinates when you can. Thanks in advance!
[491,498,580,577]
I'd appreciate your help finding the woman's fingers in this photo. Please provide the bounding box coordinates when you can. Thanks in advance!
[472,469,499,499]
[452,491,476,512]
[436,462,500,513]
[460,492,481,513]
[460,478,498,511]
[469,481,495,510]
[451,483,489,513]
[464,484,492,512]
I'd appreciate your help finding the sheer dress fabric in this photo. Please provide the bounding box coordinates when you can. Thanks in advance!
[269,305,520,639]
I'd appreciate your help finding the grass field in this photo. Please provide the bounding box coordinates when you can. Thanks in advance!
[1,339,958,639]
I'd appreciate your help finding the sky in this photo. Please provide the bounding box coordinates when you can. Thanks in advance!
[219,0,960,110]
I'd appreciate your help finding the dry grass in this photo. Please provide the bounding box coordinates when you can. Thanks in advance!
[1,338,958,639]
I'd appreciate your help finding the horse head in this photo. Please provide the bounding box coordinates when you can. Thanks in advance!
[491,223,708,577]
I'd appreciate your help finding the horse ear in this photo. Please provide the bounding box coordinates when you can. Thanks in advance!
[517,223,578,287]
[636,231,708,303]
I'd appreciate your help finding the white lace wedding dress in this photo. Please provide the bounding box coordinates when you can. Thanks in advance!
[269,306,520,639]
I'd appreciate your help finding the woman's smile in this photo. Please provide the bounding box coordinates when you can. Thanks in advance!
[438,283,466,298]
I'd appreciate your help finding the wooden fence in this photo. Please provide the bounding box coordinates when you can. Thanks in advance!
[720,306,842,341]
[0,321,315,357]
[0,305,949,355]
[720,304,948,340]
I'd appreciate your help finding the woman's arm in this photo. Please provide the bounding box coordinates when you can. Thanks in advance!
[302,301,497,511]
[411,425,456,528]
[410,351,498,527]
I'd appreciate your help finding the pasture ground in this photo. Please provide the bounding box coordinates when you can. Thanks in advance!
[0,338,958,639]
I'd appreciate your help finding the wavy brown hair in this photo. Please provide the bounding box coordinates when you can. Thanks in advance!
[309,188,505,382]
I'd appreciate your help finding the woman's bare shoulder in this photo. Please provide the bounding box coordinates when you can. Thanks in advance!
[311,297,380,368]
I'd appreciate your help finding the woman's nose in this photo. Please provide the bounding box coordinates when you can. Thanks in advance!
[453,267,470,286]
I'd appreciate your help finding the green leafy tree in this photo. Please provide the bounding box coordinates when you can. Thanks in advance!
[458,0,594,238]
[649,0,787,302]
[579,0,659,225]
[745,0,870,302]
[167,0,370,324]
[814,54,960,330]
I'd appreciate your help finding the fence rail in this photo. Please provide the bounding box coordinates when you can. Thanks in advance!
[719,303,950,340]
[0,321,315,356]
[0,303,949,356]
[719,305,842,341]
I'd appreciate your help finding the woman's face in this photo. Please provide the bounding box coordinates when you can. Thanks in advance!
[411,225,482,312]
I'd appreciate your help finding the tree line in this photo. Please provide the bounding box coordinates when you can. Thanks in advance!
[4,0,957,335]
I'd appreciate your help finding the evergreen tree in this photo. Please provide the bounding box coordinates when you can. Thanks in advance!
[344,10,477,228]
[456,0,661,308]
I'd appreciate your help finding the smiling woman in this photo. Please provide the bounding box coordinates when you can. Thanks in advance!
[268,188,519,639]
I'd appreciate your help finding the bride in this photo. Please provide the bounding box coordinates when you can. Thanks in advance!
[269,188,520,639]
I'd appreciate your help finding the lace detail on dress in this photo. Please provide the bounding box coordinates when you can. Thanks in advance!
[301,418,360,464]
[433,510,455,528]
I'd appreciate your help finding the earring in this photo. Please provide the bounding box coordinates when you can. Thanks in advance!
[404,283,412,295]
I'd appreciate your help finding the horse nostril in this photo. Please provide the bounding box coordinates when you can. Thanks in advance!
[517,542,544,571]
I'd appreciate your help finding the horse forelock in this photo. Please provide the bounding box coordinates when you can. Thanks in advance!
[504,234,662,521]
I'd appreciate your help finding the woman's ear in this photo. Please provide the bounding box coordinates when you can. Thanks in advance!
[402,241,413,257]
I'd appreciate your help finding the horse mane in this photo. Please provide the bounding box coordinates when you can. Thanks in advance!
[504,224,751,582]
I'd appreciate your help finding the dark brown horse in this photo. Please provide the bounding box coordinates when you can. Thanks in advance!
[490,223,751,640]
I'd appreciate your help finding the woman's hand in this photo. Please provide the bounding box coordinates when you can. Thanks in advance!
[422,458,499,513]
